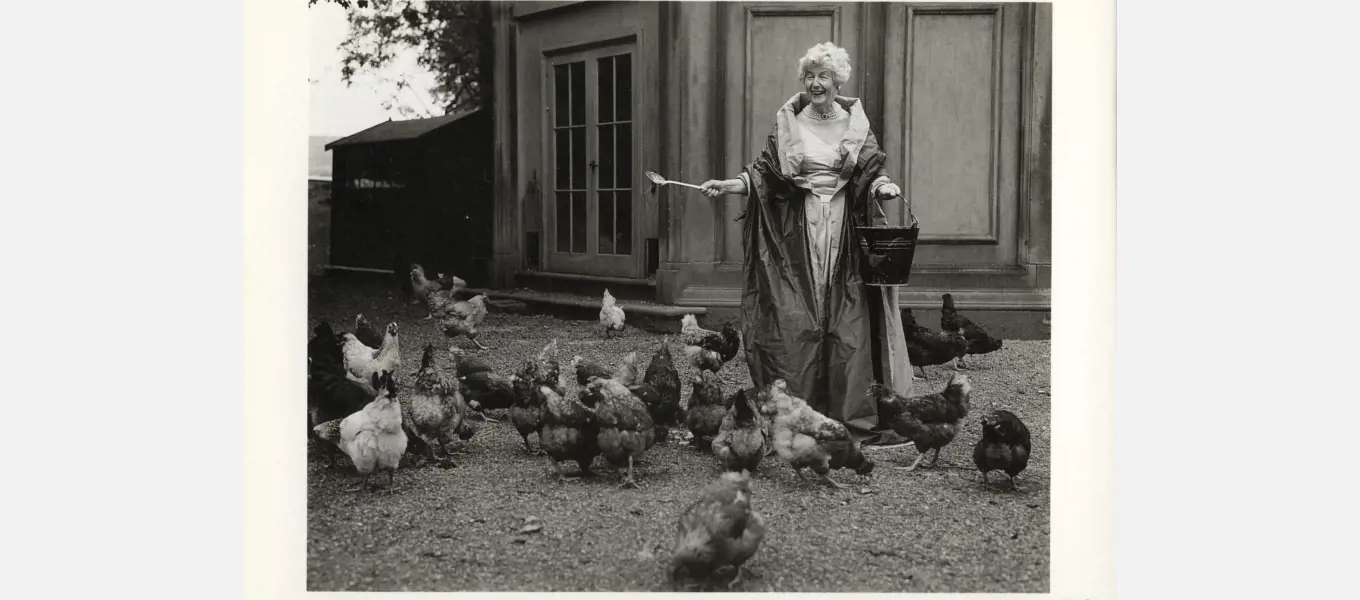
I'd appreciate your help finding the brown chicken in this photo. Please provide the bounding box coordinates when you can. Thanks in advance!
[868,372,972,471]
[940,293,1004,368]
[399,344,469,466]
[448,346,495,378]
[670,471,767,590]
[583,376,656,489]
[712,388,767,474]
[440,294,491,350]
[537,381,600,481]
[902,308,970,380]
[409,264,451,307]
[641,338,683,442]
[761,380,874,488]
[685,370,728,452]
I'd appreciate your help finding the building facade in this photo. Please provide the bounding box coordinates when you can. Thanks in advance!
[491,1,1051,326]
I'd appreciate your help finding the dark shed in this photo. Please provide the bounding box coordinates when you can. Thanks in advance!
[325,108,494,286]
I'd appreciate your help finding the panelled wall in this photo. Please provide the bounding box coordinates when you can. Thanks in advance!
[493,2,1052,313]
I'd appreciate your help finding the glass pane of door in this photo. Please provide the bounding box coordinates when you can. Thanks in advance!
[552,61,588,254]
[596,52,633,256]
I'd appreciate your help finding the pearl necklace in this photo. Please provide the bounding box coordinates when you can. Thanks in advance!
[807,104,841,121]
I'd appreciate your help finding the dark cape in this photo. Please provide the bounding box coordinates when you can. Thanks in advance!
[739,93,915,444]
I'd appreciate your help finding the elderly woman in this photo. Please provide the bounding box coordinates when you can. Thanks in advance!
[700,42,914,444]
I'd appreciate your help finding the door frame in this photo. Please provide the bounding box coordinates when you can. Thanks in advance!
[540,39,641,278]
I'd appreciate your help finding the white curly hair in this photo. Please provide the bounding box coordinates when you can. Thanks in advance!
[797,41,852,87]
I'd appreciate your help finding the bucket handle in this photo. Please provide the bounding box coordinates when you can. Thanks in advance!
[871,193,914,227]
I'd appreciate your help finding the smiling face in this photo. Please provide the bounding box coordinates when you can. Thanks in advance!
[802,67,839,112]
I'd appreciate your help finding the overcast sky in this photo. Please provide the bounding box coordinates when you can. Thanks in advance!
[309,1,441,137]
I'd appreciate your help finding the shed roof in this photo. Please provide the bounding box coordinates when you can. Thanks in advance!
[324,107,484,150]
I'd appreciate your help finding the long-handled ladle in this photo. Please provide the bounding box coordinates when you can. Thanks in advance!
[645,170,705,191]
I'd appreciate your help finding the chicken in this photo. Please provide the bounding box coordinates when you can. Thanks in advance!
[573,355,613,386]
[423,275,469,320]
[448,346,495,378]
[510,362,545,453]
[308,321,345,371]
[537,381,600,481]
[712,388,767,474]
[583,376,656,489]
[312,370,409,491]
[598,288,626,337]
[868,372,972,471]
[973,409,1031,490]
[408,263,444,306]
[902,308,969,380]
[685,370,728,452]
[440,294,491,350]
[510,340,560,454]
[307,356,375,469]
[679,315,741,372]
[399,344,469,466]
[641,338,683,442]
[940,293,1003,369]
[761,380,874,488]
[340,322,401,382]
[353,314,384,350]
[670,471,767,591]
[460,369,514,413]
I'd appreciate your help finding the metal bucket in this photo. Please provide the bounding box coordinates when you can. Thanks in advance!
[858,196,920,287]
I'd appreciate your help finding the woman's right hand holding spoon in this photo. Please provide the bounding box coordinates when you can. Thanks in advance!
[700,178,744,198]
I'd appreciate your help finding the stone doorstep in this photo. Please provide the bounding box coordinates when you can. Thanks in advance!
[453,286,709,322]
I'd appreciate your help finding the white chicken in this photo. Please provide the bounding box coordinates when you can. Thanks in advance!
[340,321,401,381]
[600,289,626,338]
[312,370,409,492]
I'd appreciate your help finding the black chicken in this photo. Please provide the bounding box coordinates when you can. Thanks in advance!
[679,315,742,373]
[940,293,1003,368]
[573,355,614,387]
[450,346,495,378]
[902,308,969,380]
[642,338,683,442]
[868,372,972,471]
[973,409,1032,490]
[308,321,345,372]
[353,313,385,349]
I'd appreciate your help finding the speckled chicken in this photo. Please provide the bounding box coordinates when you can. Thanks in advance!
[679,314,741,373]
[340,321,401,382]
[509,340,561,454]
[973,409,1031,490]
[312,370,408,492]
[902,308,969,380]
[424,277,468,320]
[641,338,683,442]
[440,294,491,350]
[599,288,626,338]
[353,314,384,349]
[868,372,972,471]
[399,344,469,465]
[583,376,656,489]
[761,380,874,488]
[685,370,728,452]
[940,293,1004,368]
[712,388,767,474]
[670,471,767,591]
[537,380,600,481]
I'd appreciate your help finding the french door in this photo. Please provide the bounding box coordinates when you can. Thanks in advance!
[544,44,637,277]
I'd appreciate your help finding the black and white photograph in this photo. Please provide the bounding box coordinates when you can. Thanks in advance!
[305,0,1056,592]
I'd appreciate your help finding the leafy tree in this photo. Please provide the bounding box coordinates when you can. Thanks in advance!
[310,0,492,117]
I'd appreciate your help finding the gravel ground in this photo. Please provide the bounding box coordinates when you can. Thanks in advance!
[307,277,1051,592]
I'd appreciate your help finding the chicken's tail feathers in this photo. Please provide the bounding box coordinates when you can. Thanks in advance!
[680,314,698,328]
[945,372,972,397]
[682,345,703,358]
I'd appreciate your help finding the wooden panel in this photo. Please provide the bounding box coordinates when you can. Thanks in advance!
[906,6,1002,243]
[1021,2,1052,266]
[881,3,1023,269]
[721,2,859,266]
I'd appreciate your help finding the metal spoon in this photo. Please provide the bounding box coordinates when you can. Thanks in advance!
[645,171,705,191]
